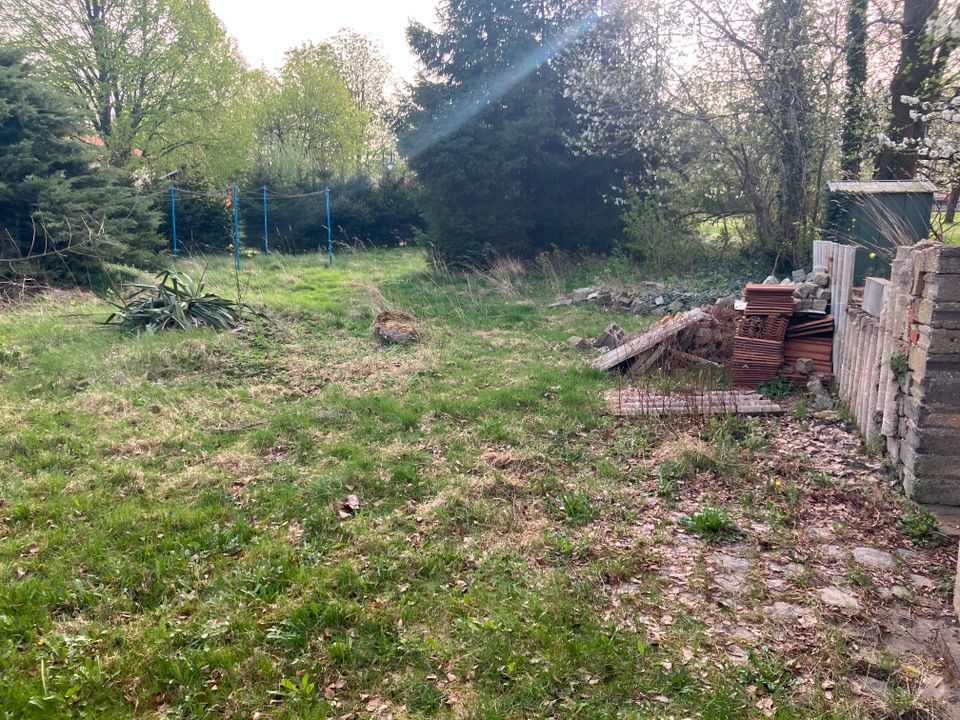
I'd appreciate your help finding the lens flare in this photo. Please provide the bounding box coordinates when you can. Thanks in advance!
[405,5,608,159]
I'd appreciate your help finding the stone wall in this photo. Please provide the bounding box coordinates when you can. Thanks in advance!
[835,241,960,505]
[900,243,960,504]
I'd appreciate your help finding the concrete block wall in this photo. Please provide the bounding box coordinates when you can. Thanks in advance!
[835,241,960,505]
[899,243,960,504]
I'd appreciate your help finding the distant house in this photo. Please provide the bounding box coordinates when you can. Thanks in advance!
[79,134,143,159]
[934,190,948,212]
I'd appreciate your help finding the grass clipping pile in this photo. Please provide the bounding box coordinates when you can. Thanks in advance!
[371,310,420,346]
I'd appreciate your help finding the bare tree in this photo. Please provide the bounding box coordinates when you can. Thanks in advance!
[329,29,399,174]
[675,0,844,266]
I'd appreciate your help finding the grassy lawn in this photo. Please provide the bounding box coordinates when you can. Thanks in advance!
[931,212,960,244]
[939,220,960,244]
[0,248,954,719]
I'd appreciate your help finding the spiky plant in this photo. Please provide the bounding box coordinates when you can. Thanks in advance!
[104,271,261,331]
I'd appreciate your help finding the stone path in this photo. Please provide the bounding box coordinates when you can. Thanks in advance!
[595,413,960,718]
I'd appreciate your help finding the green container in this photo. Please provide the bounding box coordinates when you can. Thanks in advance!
[822,180,936,284]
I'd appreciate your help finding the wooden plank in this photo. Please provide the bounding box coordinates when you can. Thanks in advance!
[630,343,669,375]
[672,351,721,368]
[593,308,709,371]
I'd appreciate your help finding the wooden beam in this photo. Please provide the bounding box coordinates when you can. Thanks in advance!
[593,309,709,371]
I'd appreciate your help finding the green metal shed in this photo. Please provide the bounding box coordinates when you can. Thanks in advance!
[821,179,937,285]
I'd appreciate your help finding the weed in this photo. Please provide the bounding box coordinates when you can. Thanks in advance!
[847,566,874,589]
[680,505,739,541]
[544,531,589,564]
[789,398,808,420]
[743,646,791,694]
[408,681,446,713]
[277,673,317,704]
[887,350,908,384]
[556,491,600,525]
[656,457,689,497]
[757,376,797,399]
[0,343,23,366]
[898,508,947,547]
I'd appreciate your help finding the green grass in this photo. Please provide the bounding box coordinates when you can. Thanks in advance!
[680,505,739,541]
[931,212,960,244]
[0,247,941,719]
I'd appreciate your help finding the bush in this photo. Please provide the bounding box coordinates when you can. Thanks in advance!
[158,184,234,255]
[332,174,426,248]
[620,191,708,273]
[239,173,425,254]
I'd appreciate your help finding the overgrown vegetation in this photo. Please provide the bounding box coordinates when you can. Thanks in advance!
[0,248,954,718]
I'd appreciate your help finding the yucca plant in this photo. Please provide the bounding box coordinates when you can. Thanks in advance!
[104,271,261,331]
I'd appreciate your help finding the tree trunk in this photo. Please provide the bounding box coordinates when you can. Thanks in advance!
[840,0,868,177]
[945,183,960,223]
[764,0,811,266]
[875,0,942,180]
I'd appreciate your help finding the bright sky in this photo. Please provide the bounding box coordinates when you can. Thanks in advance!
[207,0,440,83]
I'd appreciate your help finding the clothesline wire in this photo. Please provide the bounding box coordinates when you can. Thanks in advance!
[157,186,331,201]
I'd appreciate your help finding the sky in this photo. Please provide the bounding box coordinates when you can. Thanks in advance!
[207,0,440,83]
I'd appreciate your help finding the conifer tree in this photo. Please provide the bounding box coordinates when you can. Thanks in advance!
[0,46,160,284]
[402,0,621,266]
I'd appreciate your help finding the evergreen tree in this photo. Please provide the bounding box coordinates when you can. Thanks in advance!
[401,0,622,266]
[840,0,868,177]
[0,46,161,284]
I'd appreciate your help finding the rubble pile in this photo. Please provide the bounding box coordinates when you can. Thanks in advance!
[590,305,737,374]
[759,268,832,314]
[731,294,794,387]
[550,283,737,316]
[577,261,842,391]
[730,270,838,387]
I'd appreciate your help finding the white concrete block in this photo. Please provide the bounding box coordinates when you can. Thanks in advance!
[863,277,891,318]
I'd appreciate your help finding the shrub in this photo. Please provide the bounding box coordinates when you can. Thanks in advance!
[158,184,234,255]
[239,173,425,254]
[105,271,261,331]
[333,174,426,248]
[620,191,707,273]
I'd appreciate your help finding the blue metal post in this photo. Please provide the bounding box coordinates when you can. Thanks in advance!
[232,183,240,273]
[325,188,332,267]
[262,185,269,255]
[169,185,178,259]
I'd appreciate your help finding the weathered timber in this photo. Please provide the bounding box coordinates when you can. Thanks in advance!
[593,308,709,371]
